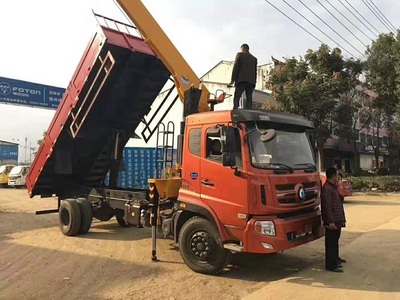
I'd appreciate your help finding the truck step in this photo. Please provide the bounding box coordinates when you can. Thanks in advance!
[223,243,244,252]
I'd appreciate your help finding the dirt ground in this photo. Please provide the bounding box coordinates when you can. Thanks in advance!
[1,189,400,300]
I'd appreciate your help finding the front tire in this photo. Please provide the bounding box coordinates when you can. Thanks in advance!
[179,217,232,275]
[59,199,82,236]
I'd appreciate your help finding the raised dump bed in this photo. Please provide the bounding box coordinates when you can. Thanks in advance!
[27,15,170,198]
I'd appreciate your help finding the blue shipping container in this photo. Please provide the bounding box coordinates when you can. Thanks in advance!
[106,147,177,189]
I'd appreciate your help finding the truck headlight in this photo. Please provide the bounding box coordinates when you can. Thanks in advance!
[254,220,276,236]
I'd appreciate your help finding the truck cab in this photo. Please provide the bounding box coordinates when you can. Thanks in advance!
[0,165,15,187]
[8,165,30,188]
[178,110,322,257]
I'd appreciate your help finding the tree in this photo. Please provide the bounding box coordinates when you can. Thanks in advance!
[267,44,363,170]
[261,99,283,111]
[364,107,390,169]
[365,31,400,167]
[37,131,46,147]
[331,58,366,174]
[387,106,400,173]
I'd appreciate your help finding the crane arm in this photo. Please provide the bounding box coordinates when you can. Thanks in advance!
[116,0,211,113]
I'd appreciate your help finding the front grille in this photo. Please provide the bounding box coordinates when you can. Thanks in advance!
[278,190,317,204]
[276,184,295,191]
[303,182,316,189]
[276,182,316,191]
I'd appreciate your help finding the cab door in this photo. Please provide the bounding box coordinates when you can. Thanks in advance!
[200,125,248,229]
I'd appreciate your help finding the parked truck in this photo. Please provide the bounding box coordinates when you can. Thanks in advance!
[27,0,324,275]
[8,165,30,188]
[0,164,15,187]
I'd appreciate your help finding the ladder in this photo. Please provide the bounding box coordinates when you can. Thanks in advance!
[155,121,175,179]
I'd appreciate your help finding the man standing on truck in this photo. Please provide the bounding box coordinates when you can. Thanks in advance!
[228,43,257,109]
[321,167,347,273]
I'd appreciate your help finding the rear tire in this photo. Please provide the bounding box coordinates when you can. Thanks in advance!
[76,198,93,234]
[179,216,232,275]
[59,199,82,236]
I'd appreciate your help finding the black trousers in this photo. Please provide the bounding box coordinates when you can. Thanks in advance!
[233,82,255,109]
[325,227,341,269]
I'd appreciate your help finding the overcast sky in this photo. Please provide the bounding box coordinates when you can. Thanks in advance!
[1,0,399,161]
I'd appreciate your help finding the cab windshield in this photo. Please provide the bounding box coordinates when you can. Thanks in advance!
[247,123,316,170]
[0,166,6,174]
[10,166,24,175]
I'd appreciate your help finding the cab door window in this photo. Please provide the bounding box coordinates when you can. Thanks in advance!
[205,127,242,168]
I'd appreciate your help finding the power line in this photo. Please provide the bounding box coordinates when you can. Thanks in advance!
[289,0,364,57]
[342,0,381,36]
[338,0,378,38]
[365,0,396,32]
[368,0,397,32]
[263,0,327,48]
[362,0,394,33]
[315,0,369,48]
[324,0,373,42]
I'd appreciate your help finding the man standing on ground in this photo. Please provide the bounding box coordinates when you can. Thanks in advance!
[321,167,347,273]
[228,44,257,109]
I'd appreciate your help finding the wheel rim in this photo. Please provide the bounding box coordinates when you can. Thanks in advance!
[61,208,70,226]
[189,231,216,262]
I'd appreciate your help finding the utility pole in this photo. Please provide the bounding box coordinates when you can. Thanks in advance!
[25,137,27,164]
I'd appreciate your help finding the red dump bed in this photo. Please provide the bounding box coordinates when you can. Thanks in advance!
[26,17,170,198]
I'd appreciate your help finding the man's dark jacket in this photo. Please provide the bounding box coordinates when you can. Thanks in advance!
[321,181,346,227]
[231,52,258,85]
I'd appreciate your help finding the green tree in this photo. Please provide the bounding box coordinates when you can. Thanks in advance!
[267,44,363,170]
[387,108,400,173]
[365,31,400,166]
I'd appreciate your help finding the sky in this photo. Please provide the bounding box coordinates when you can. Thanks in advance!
[1,0,400,162]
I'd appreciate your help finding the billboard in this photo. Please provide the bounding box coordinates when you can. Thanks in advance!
[0,143,18,163]
[0,76,65,109]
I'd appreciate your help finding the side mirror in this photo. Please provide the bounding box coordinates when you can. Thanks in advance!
[220,126,237,153]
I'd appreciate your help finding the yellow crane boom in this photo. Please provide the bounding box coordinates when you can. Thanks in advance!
[116,0,211,113]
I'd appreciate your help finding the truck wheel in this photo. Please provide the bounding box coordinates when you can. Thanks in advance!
[76,198,93,234]
[179,216,232,275]
[59,199,82,236]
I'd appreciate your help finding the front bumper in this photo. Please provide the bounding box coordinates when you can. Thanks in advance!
[243,210,324,253]
[8,180,24,186]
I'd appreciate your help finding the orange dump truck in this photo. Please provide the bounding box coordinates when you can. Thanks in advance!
[27,1,323,274]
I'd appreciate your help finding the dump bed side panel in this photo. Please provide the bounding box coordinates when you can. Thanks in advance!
[27,26,170,197]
